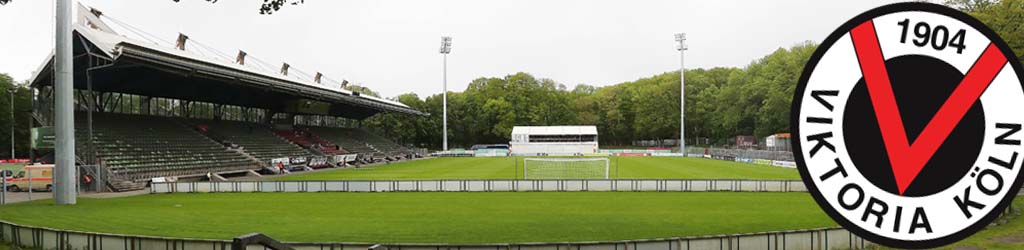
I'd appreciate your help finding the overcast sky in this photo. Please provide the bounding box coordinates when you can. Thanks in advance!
[0,0,912,98]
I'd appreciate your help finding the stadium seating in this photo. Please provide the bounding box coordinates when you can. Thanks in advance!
[306,133,348,155]
[306,127,413,161]
[74,113,261,181]
[306,127,376,156]
[272,129,346,156]
[72,111,413,185]
[358,130,414,157]
[195,121,313,162]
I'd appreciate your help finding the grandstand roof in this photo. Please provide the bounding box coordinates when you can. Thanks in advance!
[511,126,598,136]
[29,5,426,119]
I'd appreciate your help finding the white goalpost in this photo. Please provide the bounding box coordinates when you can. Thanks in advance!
[523,158,610,179]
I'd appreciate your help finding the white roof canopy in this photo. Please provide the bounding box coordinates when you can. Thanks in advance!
[511,126,598,136]
[30,3,414,111]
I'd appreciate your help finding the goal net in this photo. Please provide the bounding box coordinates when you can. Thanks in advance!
[523,158,609,179]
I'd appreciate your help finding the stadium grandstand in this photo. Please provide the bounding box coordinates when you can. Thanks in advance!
[25,4,426,191]
[509,126,599,156]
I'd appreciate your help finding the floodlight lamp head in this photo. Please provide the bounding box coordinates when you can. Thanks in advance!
[440,36,452,54]
[674,33,686,41]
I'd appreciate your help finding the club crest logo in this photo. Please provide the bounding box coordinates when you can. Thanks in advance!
[791,2,1024,248]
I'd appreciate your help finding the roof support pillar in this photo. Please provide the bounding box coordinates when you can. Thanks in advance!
[86,59,95,165]
[285,113,296,126]
[213,104,223,121]
[263,111,275,125]
[140,96,152,115]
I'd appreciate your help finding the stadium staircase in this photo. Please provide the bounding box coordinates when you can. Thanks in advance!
[75,113,262,184]
[76,156,146,192]
[357,129,414,158]
[306,127,415,161]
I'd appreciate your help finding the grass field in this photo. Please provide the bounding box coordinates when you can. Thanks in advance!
[276,157,800,181]
[931,198,1024,250]
[0,192,831,243]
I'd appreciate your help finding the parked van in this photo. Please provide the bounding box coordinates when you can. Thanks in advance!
[4,164,54,192]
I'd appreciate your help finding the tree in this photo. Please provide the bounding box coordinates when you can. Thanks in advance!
[0,73,31,159]
[949,0,1024,66]
[945,0,998,11]
[358,42,820,149]
[172,0,306,14]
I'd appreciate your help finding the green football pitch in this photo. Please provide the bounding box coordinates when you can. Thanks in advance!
[0,192,832,243]
[0,195,1020,247]
[275,156,800,180]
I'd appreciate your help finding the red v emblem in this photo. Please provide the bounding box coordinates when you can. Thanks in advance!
[850,21,1007,195]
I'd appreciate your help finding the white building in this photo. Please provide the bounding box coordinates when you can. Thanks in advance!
[510,126,599,156]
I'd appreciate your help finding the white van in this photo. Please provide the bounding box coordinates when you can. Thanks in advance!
[3,164,54,192]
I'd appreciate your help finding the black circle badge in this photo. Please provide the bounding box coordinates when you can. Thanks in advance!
[791,2,1024,249]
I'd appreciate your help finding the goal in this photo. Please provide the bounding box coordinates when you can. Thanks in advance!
[523,158,609,179]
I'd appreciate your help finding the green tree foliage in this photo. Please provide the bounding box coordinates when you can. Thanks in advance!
[364,42,819,149]
[367,0,1022,149]
[948,0,1024,66]
[0,74,32,158]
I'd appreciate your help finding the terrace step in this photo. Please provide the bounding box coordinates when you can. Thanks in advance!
[109,179,146,192]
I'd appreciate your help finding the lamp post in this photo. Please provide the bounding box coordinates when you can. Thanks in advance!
[439,36,452,151]
[7,87,14,160]
[675,33,687,155]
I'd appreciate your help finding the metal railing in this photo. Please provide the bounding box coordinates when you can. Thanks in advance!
[0,220,871,250]
[151,179,809,193]
[688,147,795,162]
[233,233,293,250]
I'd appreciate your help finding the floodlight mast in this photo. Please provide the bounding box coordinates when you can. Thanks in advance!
[55,0,77,205]
[675,33,687,155]
[439,36,452,151]
[8,88,15,160]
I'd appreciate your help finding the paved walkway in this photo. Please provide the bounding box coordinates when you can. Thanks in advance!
[0,158,430,205]
[233,157,431,181]
[0,189,149,205]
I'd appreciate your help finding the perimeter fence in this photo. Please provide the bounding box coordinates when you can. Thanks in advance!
[0,221,872,250]
[151,179,809,193]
